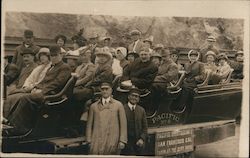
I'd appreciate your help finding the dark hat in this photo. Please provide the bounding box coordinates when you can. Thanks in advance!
[126,51,139,59]
[20,48,35,56]
[49,45,61,56]
[217,53,228,61]
[55,34,67,43]
[24,30,34,38]
[129,87,141,96]
[100,82,112,89]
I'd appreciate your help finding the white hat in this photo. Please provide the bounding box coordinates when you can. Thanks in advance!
[207,35,216,42]
[65,50,80,59]
[115,47,127,57]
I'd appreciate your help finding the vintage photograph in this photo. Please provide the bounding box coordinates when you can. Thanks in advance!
[1,0,249,157]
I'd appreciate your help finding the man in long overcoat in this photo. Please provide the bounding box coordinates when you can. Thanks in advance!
[86,82,127,155]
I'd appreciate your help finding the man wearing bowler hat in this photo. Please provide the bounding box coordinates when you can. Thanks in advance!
[9,48,38,93]
[4,46,71,136]
[86,81,127,155]
[12,30,40,70]
[121,87,148,156]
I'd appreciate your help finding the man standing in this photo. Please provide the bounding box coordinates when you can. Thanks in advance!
[122,88,148,156]
[128,30,144,54]
[5,46,71,136]
[86,82,127,155]
[199,35,219,62]
[12,30,40,70]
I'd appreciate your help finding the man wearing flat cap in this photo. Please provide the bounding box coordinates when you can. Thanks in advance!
[199,35,219,62]
[128,29,144,55]
[121,88,148,156]
[12,30,40,71]
[86,81,127,155]
[4,46,71,136]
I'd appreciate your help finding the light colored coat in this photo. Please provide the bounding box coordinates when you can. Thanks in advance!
[86,98,127,155]
[22,62,51,90]
[128,40,144,54]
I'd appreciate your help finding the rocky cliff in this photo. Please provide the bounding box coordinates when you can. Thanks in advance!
[4,12,244,50]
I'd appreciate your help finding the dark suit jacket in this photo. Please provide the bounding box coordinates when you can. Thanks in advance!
[121,59,158,89]
[35,61,71,95]
[184,61,206,88]
[12,43,40,70]
[124,103,148,142]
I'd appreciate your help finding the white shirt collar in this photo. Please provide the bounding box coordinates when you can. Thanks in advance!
[128,102,136,111]
[102,97,111,105]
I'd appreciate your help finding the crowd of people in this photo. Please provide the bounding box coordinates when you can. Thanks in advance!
[3,28,244,155]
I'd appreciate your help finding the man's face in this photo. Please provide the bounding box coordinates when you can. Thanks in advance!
[151,57,161,67]
[80,51,91,63]
[40,55,50,64]
[143,42,151,49]
[101,86,112,99]
[23,54,34,65]
[207,41,214,47]
[127,55,135,63]
[23,36,34,45]
[57,38,65,47]
[131,34,140,42]
[206,55,215,63]
[236,54,244,62]
[219,59,226,65]
[170,54,178,63]
[140,51,150,62]
[96,54,109,64]
[128,93,140,105]
[66,58,78,70]
[51,53,62,65]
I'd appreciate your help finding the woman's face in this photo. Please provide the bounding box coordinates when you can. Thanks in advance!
[219,59,226,65]
[189,54,198,62]
[116,50,125,61]
[127,55,135,63]
[206,55,215,63]
[57,38,65,47]
[96,54,109,64]
[151,57,161,67]
[236,54,244,62]
[40,55,50,64]
[171,54,178,62]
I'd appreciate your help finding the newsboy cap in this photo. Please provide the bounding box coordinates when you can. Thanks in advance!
[49,45,61,56]
[20,48,35,56]
[129,87,141,96]
[130,30,141,36]
[24,30,34,38]
[100,82,112,89]
[217,53,228,61]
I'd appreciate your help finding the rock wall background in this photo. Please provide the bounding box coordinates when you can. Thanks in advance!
[4,11,244,50]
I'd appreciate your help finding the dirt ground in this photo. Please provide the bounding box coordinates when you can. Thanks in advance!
[194,124,240,158]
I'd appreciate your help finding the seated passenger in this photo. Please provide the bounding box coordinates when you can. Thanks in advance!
[65,50,80,72]
[142,36,154,54]
[115,47,129,71]
[210,53,231,84]
[153,44,164,55]
[126,51,139,64]
[8,48,38,94]
[3,48,51,118]
[121,49,158,90]
[4,46,72,136]
[72,48,113,110]
[55,34,70,57]
[170,49,184,71]
[74,49,96,88]
[229,50,244,79]
[173,50,205,113]
[150,52,162,67]
[204,51,217,73]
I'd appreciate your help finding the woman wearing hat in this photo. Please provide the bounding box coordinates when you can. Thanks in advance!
[173,50,205,113]
[204,51,217,73]
[126,51,139,64]
[170,49,184,71]
[230,51,244,79]
[150,51,162,67]
[115,47,129,70]
[210,53,232,84]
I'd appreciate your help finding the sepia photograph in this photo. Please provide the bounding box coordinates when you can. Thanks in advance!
[1,0,249,157]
